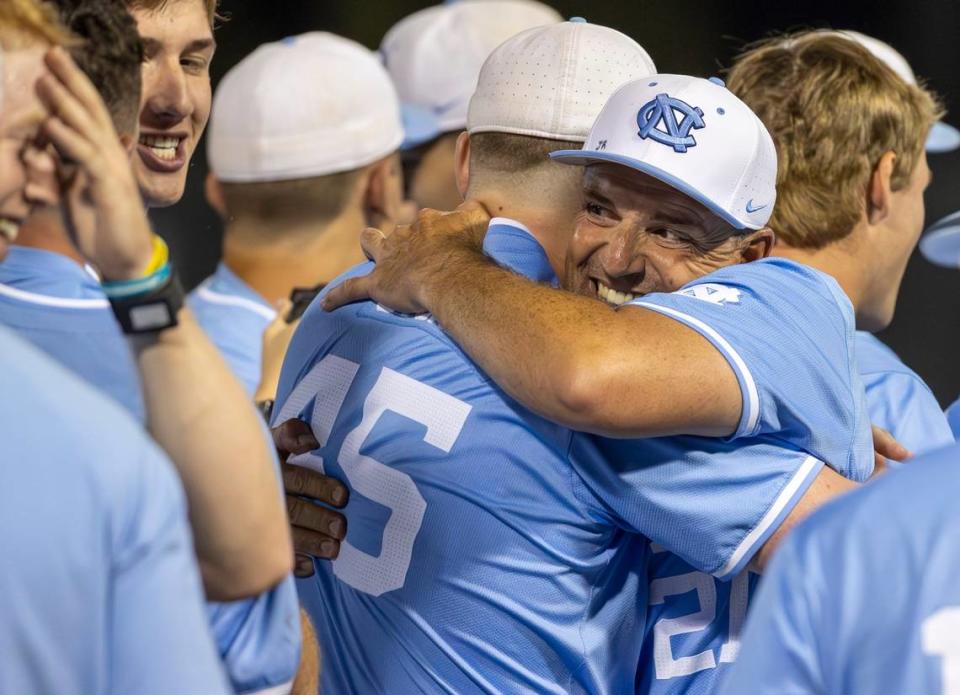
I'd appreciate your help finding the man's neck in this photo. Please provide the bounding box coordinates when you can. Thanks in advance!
[771,233,868,316]
[14,209,86,267]
[223,210,368,306]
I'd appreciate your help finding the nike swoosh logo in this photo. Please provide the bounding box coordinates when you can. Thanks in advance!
[745,200,767,214]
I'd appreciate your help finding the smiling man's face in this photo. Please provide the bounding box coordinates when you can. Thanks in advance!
[563,163,752,305]
[0,45,48,259]
[130,0,214,208]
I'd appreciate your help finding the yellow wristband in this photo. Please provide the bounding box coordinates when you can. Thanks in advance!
[141,234,169,277]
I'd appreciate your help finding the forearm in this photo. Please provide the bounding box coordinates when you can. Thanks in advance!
[420,247,631,433]
[751,466,860,571]
[131,308,292,600]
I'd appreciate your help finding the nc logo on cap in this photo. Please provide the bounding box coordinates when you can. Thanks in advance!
[636,93,705,153]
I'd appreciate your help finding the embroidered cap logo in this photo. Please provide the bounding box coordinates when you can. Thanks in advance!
[636,93,705,153]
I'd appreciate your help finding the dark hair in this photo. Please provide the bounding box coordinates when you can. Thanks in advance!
[125,0,221,27]
[51,0,143,134]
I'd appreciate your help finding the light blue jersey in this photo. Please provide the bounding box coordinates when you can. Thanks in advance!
[947,398,960,440]
[857,331,953,454]
[276,223,873,694]
[0,246,144,420]
[0,325,229,694]
[188,262,277,394]
[630,307,924,695]
[276,219,646,694]
[0,247,299,694]
[719,443,960,695]
[551,258,872,695]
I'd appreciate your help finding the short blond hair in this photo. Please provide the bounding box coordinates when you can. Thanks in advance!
[0,0,72,49]
[727,32,943,249]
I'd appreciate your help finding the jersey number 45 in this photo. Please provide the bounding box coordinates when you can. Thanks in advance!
[275,355,472,597]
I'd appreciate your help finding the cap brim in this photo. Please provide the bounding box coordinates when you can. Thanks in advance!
[926,121,960,153]
[550,149,753,230]
[400,103,443,150]
[919,210,960,267]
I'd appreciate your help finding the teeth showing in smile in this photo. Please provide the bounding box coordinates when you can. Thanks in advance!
[0,219,19,243]
[140,135,182,161]
[597,282,635,306]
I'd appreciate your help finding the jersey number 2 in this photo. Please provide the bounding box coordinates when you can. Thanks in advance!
[276,355,471,596]
[650,570,750,679]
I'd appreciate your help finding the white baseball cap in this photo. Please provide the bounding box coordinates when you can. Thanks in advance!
[468,18,657,142]
[919,211,960,268]
[208,32,404,183]
[552,75,777,230]
[380,0,562,149]
[834,31,959,153]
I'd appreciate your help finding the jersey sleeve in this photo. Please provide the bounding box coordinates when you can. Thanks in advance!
[111,443,230,695]
[716,527,827,695]
[569,434,824,578]
[207,578,301,694]
[863,371,955,456]
[623,261,870,480]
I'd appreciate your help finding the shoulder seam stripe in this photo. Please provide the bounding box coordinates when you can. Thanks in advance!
[193,286,277,321]
[0,282,109,309]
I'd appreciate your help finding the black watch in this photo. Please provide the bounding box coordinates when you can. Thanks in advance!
[109,272,184,334]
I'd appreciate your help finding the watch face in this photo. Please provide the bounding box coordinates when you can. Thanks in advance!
[130,302,174,331]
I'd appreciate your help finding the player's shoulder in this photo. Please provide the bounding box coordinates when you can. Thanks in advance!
[802,443,960,553]
[0,327,173,495]
[855,331,917,377]
[697,257,847,306]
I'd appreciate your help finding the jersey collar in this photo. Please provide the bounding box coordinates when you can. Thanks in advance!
[482,217,558,285]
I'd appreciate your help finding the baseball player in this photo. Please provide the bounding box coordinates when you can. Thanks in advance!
[0,2,304,693]
[381,0,561,213]
[0,3,228,692]
[192,32,408,395]
[920,213,960,439]
[633,31,945,695]
[274,20,661,693]
[835,31,955,455]
[719,442,960,695]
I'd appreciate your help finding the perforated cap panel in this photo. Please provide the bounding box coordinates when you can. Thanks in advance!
[468,21,656,142]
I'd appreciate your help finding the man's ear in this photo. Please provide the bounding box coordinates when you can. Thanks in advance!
[204,171,228,219]
[454,131,471,199]
[867,150,896,226]
[364,155,409,229]
[741,227,776,262]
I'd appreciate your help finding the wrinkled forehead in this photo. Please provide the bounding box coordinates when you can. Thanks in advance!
[583,161,726,227]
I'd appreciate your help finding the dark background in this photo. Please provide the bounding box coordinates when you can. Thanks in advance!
[153,0,960,406]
